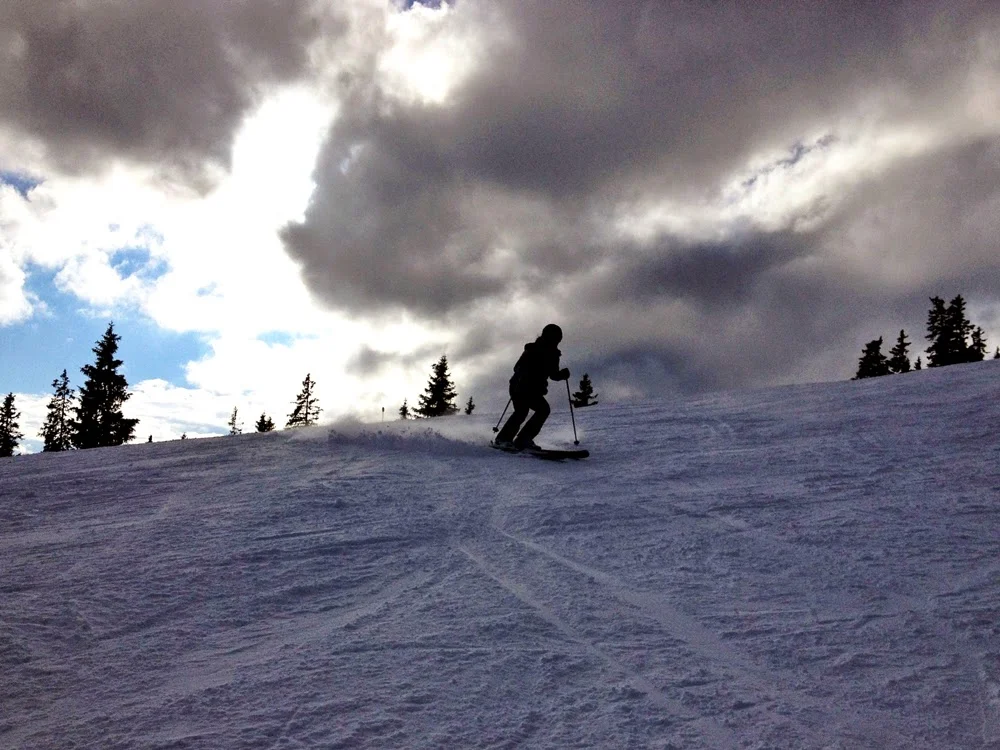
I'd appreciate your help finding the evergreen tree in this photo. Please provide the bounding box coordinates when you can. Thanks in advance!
[414,355,458,417]
[255,413,275,432]
[854,337,890,379]
[571,373,600,407]
[147,435,153,443]
[994,347,1000,360]
[946,295,975,363]
[398,399,410,420]
[39,369,76,452]
[464,396,476,415]
[0,393,24,458]
[286,373,321,427]
[181,433,187,440]
[914,357,922,370]
[925,296,951,367]
[227,407,243,435]
[969,327,988,362]
[71,322,139,448]
[887,330,911,374]
[926,295,980,367]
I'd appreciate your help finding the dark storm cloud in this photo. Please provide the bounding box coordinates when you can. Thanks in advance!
[597,232,811,310]
[346,342,444,376]
[285,1,997,294]
[592,137,1000,395]
[0,0,337,187]
[282,0,1000,397]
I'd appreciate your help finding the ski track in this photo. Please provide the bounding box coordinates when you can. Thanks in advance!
[1,362,999,748]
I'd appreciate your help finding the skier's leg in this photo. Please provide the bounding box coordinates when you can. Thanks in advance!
[513,395,550,447]
[495,393,530,443]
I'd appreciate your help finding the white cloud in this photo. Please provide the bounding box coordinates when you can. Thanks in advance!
[2,73,464,448]
[7,391,47,454]
[126,379,235,441]
[378,2,484,105]
[0,244,33,324]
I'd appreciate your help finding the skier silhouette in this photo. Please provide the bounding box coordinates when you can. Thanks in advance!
[494,324,570,450]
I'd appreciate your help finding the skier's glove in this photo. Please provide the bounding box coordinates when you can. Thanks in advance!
[558,368,570,380]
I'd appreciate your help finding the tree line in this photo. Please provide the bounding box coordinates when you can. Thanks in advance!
[2,322,138,457]
[855,295,996,379]
[228,372,322,437]
[2,329,603,457]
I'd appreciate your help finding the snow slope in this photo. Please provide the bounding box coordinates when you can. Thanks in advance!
[2,362,999,749]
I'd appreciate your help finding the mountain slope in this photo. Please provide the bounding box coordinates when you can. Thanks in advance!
[2,363,999,749]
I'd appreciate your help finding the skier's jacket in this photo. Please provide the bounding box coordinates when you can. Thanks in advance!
[510,337,564,396]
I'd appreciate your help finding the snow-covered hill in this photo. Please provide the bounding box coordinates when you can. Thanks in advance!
[2,362,999,749]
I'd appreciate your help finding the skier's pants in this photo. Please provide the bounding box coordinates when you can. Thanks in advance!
[495,387,550,445]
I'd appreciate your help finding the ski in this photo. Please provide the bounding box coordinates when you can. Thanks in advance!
[490,442,589,460]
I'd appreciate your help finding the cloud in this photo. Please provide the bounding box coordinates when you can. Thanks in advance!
[346,343,444,377]
[281,0,1000,397]
[0,246,33,325]
[5,0,1000,426]
[0,0,336,189]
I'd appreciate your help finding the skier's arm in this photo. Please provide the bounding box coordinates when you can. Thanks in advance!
[548,350,570,381]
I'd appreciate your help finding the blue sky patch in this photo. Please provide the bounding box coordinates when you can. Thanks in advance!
[0,170,42,198]
[740,134,838,191]
[257,331,306,347]
[109,246,169,281]
[1,265,207,395]
[401,0,445,9]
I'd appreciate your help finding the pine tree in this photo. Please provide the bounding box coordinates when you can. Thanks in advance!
[0,393,24,458]
[914,357,922,370]
[227,407,243,435]
[398,399,410,420]
[71,323,139,448]
[464,396,476,415]
[946,295,975,363]
[854,337,890,379]
[181,433,187,440]
[994,347,1000,360]
[887,331,911,374]
[255,413,275,432]
[286,373,321,427]
[926,295,985,366]
[925,296,952,367]
[415,355,459,417]
[571,373,599,407]
[39,369,76,452]
[969,327,988,362]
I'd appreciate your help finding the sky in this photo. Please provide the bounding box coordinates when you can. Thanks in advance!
[2,0,1000,451]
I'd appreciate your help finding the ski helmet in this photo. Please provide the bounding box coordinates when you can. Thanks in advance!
[541,323,563,343]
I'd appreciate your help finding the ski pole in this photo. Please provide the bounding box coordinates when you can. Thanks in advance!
[493,398,512,433]
[566,379,579,445]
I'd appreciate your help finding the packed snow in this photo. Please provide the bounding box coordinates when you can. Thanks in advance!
[2,362,999,749]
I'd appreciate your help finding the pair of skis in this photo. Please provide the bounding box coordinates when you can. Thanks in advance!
[490,441,589,461]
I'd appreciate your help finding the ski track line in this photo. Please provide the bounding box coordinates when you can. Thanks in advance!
[454,541,740,748]
[652,495,1000,639]
[267,703,305,750]
[487,525,840,734]
[499,519,999,746]
[979,658,1000,748]
[474,462,840,737]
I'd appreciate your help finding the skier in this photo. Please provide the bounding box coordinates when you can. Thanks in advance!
[494,324,571,450]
